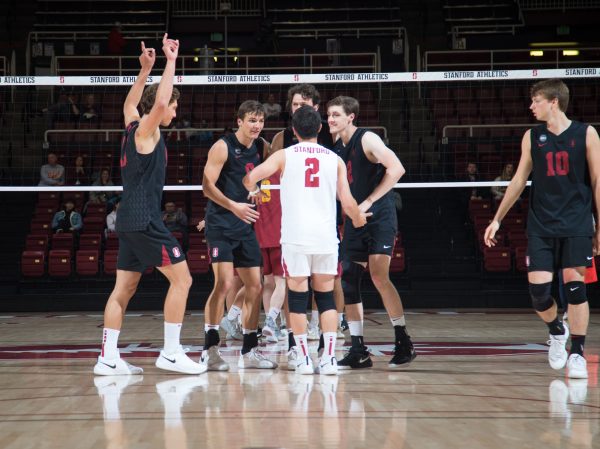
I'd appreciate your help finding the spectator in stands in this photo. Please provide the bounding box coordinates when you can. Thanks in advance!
[42,90,79,127]
[70,155,90,185]
[39,152,65,186]
[162,201,188,234]
[491,163,514,205]
[464,161,484,200]
[79,93,101,123]
[262,93,282,119]
[190,119,214,146]
[89,168,119,209]
[106,200,119,236]
[108,22,126,55]
[52,199,83,235]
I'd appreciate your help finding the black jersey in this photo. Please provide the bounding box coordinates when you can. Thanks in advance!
[335,128,396,225]
[116,121,167,232]
[205,133,261,238]
[528,121,593,237]
[283,119,334,150]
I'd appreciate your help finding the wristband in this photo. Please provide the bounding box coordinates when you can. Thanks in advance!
[248,186,261,197]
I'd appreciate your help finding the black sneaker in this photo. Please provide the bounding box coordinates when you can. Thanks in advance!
[337,347,373,370]
[389,337,416,368]
[341,314,349,332]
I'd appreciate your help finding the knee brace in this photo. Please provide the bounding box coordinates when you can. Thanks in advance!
[564,281,587,305]
[288,289,310,314]
[314,290,336,314]
[341,261,365,305]
[529,282,554,312]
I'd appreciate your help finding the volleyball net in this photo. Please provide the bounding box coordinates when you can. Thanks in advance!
[0,67,599,191]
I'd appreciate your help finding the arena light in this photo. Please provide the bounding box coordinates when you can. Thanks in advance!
[529,41,579,47]
[530,50,544,57]
[562,49,580,56]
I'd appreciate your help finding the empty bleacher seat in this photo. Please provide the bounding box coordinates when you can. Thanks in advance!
[21,251,45,277]
[76,250,99,276]
[48,250,72,277]
[187,249,210,274]
[103,249,119,275]
[483,247,511,272]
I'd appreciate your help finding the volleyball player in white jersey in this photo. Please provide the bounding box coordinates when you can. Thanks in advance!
[243,106,369,375]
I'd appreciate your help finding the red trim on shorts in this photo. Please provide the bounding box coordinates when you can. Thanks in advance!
[282,256,289,277]
[585,257,597,284]
[161,245,171,266]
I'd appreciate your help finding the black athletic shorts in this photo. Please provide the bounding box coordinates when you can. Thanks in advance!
[206,231,262,268]
[341,220,397,263]
[527,235,593,272]
[117,220,185,272]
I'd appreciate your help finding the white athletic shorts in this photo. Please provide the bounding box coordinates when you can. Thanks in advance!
[281,244,338,277]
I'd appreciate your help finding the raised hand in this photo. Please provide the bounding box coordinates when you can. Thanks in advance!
[139,41,155,70]
[162,33,179,61]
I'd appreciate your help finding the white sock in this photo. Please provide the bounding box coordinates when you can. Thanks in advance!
[348,320,363,337]
[390,316,406,327]
[295,334,309,357]
[204,324,219,332]
[242,328,257,334]
[101,328,120,360]
[164,322,182,354]
[310,309,319,327]
[338,313,344,325]
[322,332,337,358]
[267,307,280,321]
[227,305,242,321]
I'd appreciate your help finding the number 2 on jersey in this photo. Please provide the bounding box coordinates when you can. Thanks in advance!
[305,158,320,187]
[545,151,569,176]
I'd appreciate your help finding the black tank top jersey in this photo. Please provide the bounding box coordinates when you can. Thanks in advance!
[335,128,396,224]
[116,121,167,232]
[205,133,261,238]
[528,121,593,237]
[283,119,334,150]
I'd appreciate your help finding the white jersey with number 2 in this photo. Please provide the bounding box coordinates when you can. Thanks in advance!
[280,142,339,254]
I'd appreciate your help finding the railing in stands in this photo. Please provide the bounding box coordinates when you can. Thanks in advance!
[442,122,600,139]
[171,0,264,17]
[519,0,600,10]
[0,57,8,76]
[424,48,600,71]
[53,52,379,75]
[44,126,389,145]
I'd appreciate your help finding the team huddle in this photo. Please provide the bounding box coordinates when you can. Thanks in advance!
[94,36,599,381]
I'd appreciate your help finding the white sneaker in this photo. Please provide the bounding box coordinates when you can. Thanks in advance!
[199,346,230,371]
[568,378,588,404]
[307,323,320,341]
[156,376,209,402]
[94,356,143,376]
[155,347,207,375]
[262,316,280,344]
[547,325,569,370]
[94,374,143,395]
[278,326,288,340]
[221,315,242,340]
[238,347,278,369]
[567,353,588,379]
[295,354,315,375]
[287,346,301,371]
[317,356,338,375]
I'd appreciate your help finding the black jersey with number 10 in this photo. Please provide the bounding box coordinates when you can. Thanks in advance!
[528,121,593,237]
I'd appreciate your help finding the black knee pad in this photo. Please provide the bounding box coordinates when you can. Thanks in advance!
[314,290,336,314]
[529,282,554,312]
[341,261,365,305]
[564,281,587,305]
[288,289,310,314]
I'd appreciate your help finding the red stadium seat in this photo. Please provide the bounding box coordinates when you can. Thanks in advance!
[103,249,118,275]
[51,233,74,255]
[31,218,53,235]
[76,250,99,276]
[483,247,511,272]
[83,215,105,233]
[21,251,45,277]
[389,248,406,273]
[187,249,210,274]
[48,250,72,277]
[79,233,102,251]
[105,232,119,250]
[515,246,528,273]
[25,234,49,254]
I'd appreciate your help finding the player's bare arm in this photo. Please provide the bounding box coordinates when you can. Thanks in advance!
[586,125,600,254]
[484,130,533,247]
[336,158,370,228]
[203,140,260,224]
[270,130,284,153]
[136,34,179,153]
[123,41,155,127]
[360,131,405,212]
[243,150,286,196]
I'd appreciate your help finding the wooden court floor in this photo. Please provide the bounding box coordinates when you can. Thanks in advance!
[0,310,598,449]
